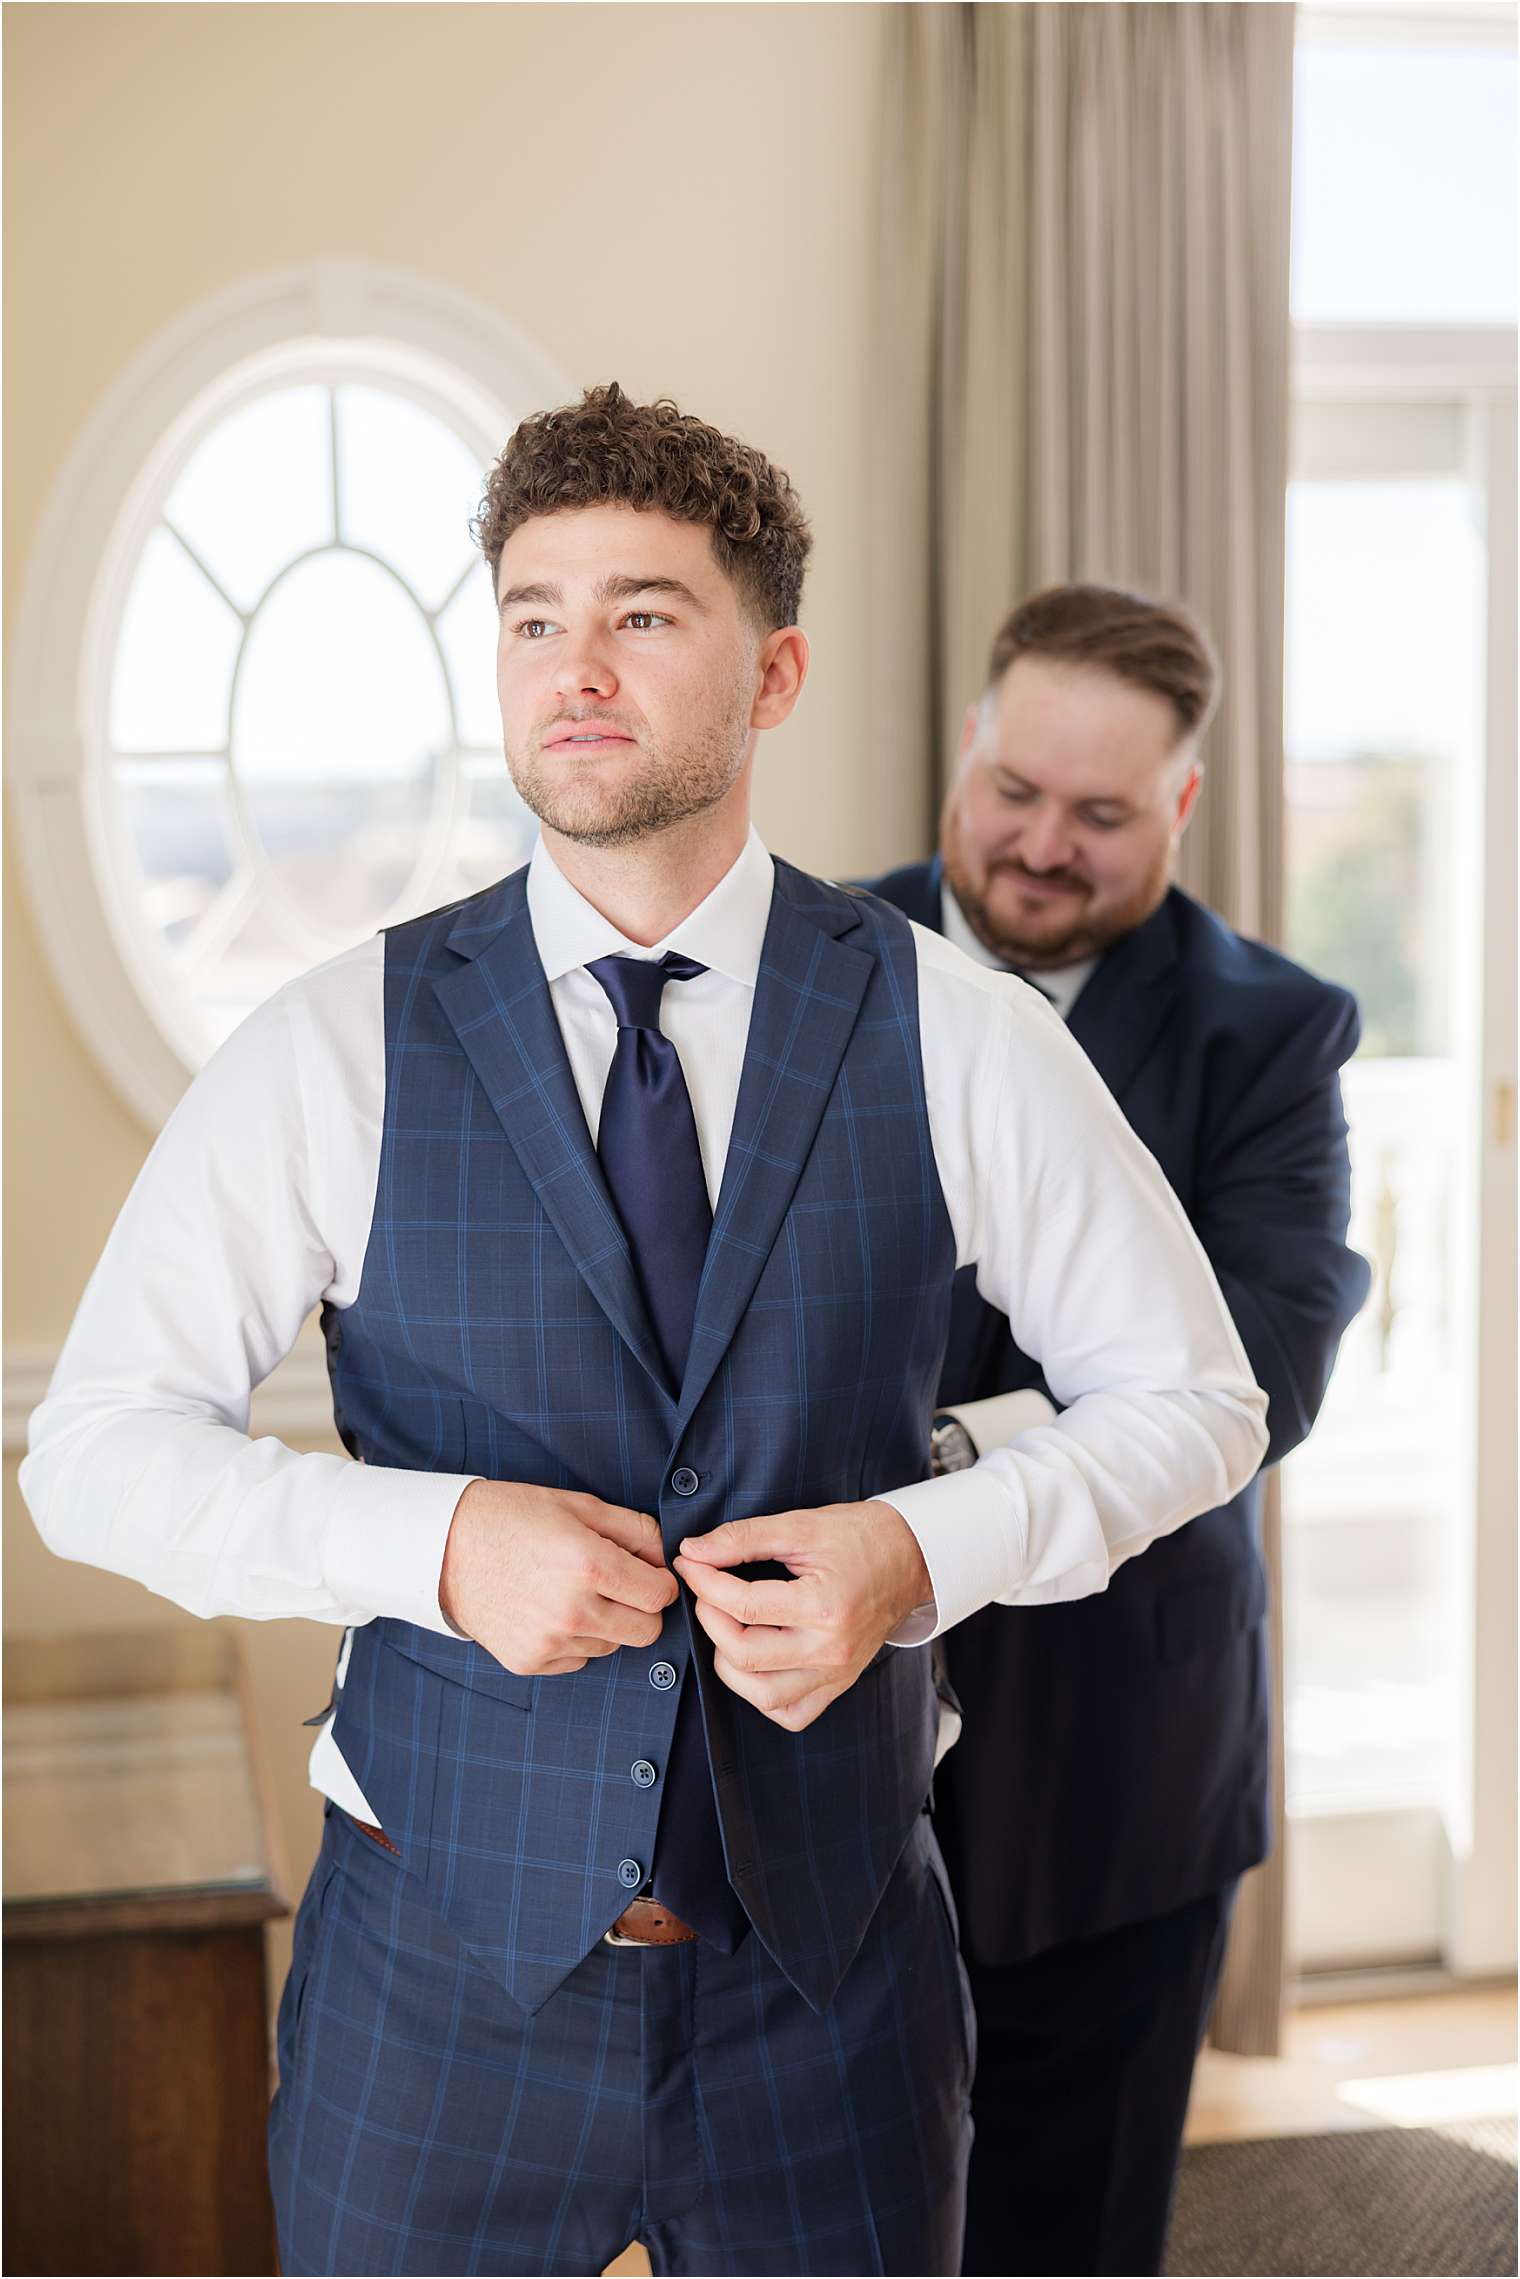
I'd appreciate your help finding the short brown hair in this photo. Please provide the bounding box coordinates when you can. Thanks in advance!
[472,382,812,631]
[986,583,1220,745]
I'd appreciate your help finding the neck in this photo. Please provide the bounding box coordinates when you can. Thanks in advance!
[541,783,752,947]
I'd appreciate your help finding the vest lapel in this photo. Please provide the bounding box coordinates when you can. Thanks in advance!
[432,876,674,1407]
[1065,891,1182,1102]
[674,864,875,1434]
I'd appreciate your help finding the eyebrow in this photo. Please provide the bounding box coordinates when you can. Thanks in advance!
[497,573,710,615]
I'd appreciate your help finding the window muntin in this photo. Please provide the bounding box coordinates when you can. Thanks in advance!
[100,372,531,1055]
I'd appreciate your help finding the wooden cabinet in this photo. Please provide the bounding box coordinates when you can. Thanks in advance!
[4,1629,290,2277]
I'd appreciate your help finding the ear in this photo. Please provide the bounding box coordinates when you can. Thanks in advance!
[958,702,982,763]
[1173,760,1204,839]
[750,628,810,730]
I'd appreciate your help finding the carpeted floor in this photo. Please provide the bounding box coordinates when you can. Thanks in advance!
[1167,2116,1518,2277]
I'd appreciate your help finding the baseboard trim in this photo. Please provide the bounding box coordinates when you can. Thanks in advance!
[1293,1962,1514,2007]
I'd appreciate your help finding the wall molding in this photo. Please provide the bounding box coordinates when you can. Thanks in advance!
[4,1336,339,1457]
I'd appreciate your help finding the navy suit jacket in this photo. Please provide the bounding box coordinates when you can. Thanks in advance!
[866,859,1371,1964]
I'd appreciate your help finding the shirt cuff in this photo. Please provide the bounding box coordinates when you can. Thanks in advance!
[325,1463,480,1634]
[873,1465,1029,1642]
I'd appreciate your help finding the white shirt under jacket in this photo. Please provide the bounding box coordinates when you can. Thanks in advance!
[22,828,1269,1825]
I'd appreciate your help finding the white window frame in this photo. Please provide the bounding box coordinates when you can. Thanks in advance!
[1285,0,1520,1978]
[7,259,572,1133]
[1286,0,1516,1978]
[1285,330,1516,1976]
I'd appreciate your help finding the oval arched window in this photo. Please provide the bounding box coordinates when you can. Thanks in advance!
[10,262,571,1126]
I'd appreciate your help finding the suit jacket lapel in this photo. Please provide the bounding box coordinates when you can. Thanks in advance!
[885,854,943,930]
[1066,892,1182,1102]
[674,863,875,1434]
[918,867,1182,1105]
[432,874,674,1407]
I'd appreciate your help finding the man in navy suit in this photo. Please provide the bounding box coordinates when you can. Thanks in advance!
[26,416,1269,2275]
[868,584,1370,2278]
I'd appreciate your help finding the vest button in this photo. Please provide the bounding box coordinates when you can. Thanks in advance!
[670,1466,700,1497]
[630,1760,657,1788]
[617,1858,643,1890]
[649,1661,677,1690]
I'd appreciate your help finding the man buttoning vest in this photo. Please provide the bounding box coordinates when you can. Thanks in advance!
[23,395,1269,2279]
[868,584,1371,2279]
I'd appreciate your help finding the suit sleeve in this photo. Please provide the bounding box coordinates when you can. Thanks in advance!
[1189,984,1371,1468]
[876,956,1270,1637]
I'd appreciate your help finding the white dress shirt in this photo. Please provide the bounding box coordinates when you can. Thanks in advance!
[22,829,1267,1825]
[939,877,1097,1018]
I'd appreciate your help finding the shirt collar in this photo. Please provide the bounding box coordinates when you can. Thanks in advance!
[939,879,1096,1019]
[527,826,775,989]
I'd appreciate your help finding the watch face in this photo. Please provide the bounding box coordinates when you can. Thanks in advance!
[929,1416,978,1475]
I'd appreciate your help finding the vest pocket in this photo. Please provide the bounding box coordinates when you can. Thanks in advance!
[381,1624,536,1710]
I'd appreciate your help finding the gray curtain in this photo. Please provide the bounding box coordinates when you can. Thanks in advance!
[873,1,1296,2054]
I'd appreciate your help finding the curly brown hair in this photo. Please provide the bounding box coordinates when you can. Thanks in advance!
[472,382,813,631]
[987,584,1220,744]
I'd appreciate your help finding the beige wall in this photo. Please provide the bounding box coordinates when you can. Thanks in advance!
[3,2,910,1981]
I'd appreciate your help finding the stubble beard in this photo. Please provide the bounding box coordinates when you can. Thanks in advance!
[507,708,750,852]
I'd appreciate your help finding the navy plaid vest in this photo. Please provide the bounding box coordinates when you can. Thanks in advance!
[325,858,956,2013]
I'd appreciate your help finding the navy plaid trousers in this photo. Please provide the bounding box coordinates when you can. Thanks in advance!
[269,1802,973,2275]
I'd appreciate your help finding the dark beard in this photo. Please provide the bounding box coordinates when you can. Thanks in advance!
[942,843,1171,968]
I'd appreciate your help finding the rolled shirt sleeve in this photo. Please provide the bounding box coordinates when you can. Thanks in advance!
[876,931,1270,1641]
[19,941,476,1635]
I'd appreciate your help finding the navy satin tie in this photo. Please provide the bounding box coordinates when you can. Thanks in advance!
[587,952,747,1949]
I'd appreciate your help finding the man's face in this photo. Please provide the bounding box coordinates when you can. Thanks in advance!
[494,505,772,849]
[939,655,1202,968]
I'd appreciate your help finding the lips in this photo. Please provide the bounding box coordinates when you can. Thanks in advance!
[1013,874,1081,897]
[546,725,635,749]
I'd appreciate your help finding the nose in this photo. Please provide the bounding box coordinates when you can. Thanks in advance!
[552,634,619,704]
[1014,804,1076,875]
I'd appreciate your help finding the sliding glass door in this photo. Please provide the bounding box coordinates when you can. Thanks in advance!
[1282,7,1515,1975]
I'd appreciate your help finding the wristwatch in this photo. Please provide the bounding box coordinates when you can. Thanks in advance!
[928,1412,979,1475]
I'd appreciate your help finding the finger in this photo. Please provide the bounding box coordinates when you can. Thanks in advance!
[583,1500,669,1569]
[710,1644,820,1707]
[590,1540,681,1615]
[710,1648,836,1725]
[690,1596,829,1673]
[525,1637,620,1673]
[674,1555,810,1628]
[676,1514,804,1570]
[770,1679,843,1733]
[582,1595,669,1652]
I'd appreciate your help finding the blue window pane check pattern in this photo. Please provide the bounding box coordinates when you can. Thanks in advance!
[270,1803,973,2275]
[278,859,974,2271]
[321,860,956,2018]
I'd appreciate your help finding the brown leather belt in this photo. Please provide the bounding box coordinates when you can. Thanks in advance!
[345,1814,697,1946]
[603,1896,697,1947]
